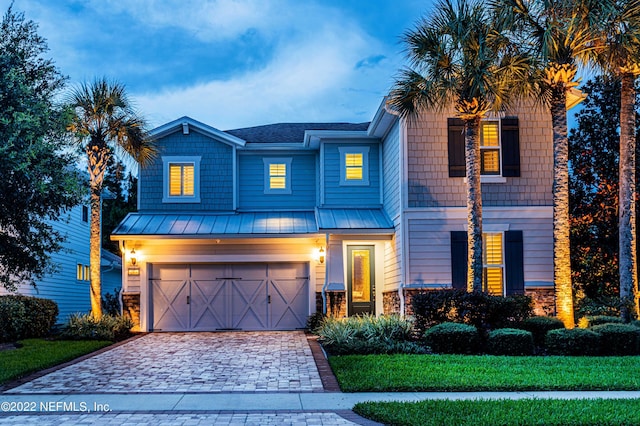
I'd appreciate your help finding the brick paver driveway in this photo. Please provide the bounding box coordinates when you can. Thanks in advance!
[7,331,323,394]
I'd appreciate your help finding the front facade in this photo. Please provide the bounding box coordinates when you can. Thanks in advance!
[112,98,555,332]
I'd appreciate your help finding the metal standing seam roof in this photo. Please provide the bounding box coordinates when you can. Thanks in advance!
[316,208,394,230]
[112,209,394,238]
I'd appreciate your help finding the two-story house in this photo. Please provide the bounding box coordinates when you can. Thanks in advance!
[111,97,555,332]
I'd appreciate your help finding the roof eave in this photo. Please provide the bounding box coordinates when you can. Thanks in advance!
[149,116,247,147]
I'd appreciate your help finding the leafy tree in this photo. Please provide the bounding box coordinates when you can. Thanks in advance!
[0,6,83,291]
[490,0,603,328]
[570,77,622,304]
[388,0,530,292]
[591,0,640,320]
[102,157,137,255]
[67,78,156,319]
[569,76,640,316]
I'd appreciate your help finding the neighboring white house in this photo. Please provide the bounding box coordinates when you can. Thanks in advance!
[1,203,122,323]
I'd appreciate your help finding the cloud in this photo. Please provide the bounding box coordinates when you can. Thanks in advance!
[131,2,397,128]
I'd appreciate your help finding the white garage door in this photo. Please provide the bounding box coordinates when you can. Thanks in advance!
[150,263,309,331]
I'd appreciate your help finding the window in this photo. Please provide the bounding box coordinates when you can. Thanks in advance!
[162,156,201,203]
[450,229,524,295]
[82,206,88,223]
[263,158,292,194]
[447,117,520,179]
[483,233,504,295]
[480,121,501,175]
[339,147,370,186]
[77,264,90,282]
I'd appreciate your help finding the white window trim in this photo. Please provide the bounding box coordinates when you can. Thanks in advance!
[162,156,201,203]
[263,157,292,195]
[339,146,370,186]
[480,119,502,177]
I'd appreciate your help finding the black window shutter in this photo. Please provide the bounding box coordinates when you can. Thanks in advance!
[501,117,520,177]
[450,231,468,290]
[448,118,466,177]
[505,230,525,295]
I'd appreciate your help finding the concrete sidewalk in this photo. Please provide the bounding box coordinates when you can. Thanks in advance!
[3,390,640,411]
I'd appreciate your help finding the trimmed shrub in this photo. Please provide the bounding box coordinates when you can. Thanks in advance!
[590,323,640,356]
[0,297,27,343]
[60,313,133,341]
[411,289,533,338]
[578,315,625,328]
[486,328,534,356]
[306,311,326,334]
[423,322,480,354]
[317,314,425,355]
[517,316,565,348]
[0,295,58,342]
[545,328,600,356]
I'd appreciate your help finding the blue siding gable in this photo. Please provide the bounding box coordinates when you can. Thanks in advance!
[322,142,381,207]
[139,128,234,212]
[238,153,316,210]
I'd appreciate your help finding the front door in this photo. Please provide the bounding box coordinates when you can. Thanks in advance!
[347,245,375,316]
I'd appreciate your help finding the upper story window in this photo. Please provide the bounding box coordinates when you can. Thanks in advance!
[447,117,520,180]
[263,158,292,194]
[81,206,88,222]
[480,121,501,175]
[162,156,201,203]
[339,147,370,186]
[483,232,504,295]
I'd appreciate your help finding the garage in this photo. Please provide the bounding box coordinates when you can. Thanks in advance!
[149,263,310,331]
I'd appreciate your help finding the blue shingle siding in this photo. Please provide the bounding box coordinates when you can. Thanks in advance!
[139,129,234,211]
[238,153,316,210]
[322,142,381,207]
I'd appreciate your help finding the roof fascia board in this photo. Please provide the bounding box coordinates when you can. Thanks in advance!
[149,116,247,147]
[304,130,373,149]
[368,98,399,139]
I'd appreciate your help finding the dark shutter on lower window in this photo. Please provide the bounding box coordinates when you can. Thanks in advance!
[505,230,525,295]
[501,117,520,177]
[448,118,466,177]
[450,231,468,289]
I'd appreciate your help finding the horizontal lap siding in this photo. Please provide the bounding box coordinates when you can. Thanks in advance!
[382,123,402,291]
[323,142,380,207]
[407,214,552,287]
[139,129,233,211]
[238,154,316,210]
[0,205,96,323]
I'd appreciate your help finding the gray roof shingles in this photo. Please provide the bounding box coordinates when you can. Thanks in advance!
[225,122,370,144]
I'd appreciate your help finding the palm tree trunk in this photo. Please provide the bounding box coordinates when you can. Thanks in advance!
[619,72,638,322]
[87,143,109,320]
[465,116,483,292]
[89,183,103,319]
[551,90,575,328]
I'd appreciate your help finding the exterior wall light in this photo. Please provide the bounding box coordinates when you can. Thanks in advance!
[130,248,137,266]
[319,247,325,264]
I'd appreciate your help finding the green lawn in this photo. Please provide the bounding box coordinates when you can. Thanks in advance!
[0,339,111,385]
[353,399,640,426]
[330,354,640,392]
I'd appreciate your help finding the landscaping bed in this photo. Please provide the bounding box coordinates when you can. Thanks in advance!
[0,339,111,385]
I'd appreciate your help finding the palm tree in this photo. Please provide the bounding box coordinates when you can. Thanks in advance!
[388,0,530,292]
[592,0,640,321]
[68,78,156,319]
[490,0,601,328]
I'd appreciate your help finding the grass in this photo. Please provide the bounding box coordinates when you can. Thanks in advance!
[0,339,111,385]
[330,354,640,392]
[353,399,640,426]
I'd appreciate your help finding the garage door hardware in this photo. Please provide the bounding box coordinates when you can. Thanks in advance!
[215,277,243,280]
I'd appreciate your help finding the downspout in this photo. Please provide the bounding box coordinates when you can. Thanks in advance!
[118,240,126,315]
[398,118,408,317]
[320,233,330,314]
